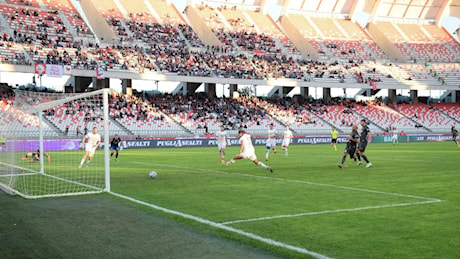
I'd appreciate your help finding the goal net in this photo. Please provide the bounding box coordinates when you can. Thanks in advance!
[0,88,111,199]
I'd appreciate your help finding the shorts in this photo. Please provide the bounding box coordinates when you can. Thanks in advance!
[345,143,356,157]
[358,142,368,153]
[331,138,337,144]
[282,139,290,147]
[110,145,120,151]
[240,151,257,161]
[85,146,97,157]
[266,138,276,148]
[217,142,226,150]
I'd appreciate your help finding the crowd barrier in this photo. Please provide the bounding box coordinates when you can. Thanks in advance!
[0,134,455,152]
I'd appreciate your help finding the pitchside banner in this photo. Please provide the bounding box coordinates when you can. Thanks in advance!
[0,135,454,152]
[0,139,80,152]
[123,137,350,148]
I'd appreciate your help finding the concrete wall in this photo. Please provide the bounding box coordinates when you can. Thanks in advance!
[79,0,116,44]
[279,15,318,58]
[367,23,406,62]
[184,6,222,47]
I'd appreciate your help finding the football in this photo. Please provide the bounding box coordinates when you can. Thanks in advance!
[149,171,157,179]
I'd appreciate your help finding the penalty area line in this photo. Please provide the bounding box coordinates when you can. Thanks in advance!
[132,161,442,202]
[108,191,331,259]
[132,161,443,226]
[221,199,441,225]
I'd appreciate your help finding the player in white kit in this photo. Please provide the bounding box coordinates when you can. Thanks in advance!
[392,129,399,145]
[281,125,293,156]
[224,130,272,172]
[265,123,278,161]
[216,125,229,162]
[79,127,101,168]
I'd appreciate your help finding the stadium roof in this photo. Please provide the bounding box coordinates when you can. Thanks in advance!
[185,0,459,24]
[278,0,357,14]
[369,0,457,20]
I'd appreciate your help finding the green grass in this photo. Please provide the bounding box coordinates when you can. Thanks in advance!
[2,141,460,258]
[106,141,460,258]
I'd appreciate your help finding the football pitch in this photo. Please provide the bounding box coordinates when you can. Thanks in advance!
[3,141,460,258]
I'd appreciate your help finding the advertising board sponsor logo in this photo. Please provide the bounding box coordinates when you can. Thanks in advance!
[125,140,151,148]
[156,139,203,147]
[296,137,331,144]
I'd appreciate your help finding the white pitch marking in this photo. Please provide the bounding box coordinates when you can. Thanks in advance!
[221,200,440,225]
[109,191,331,259]
[129,161,443,258]
[132,162,442,202]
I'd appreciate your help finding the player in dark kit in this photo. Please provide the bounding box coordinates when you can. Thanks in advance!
[22,149,50,163]
[338,125,359,168]
[110,134,123,161]
[356,119,372,168]
[451,126,459,147]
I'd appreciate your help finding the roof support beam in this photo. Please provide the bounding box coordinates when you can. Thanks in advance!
[435,0,451,26]
[368,0,383,23]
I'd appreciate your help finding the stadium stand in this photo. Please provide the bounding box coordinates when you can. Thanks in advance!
[430,102,460,121]
[396,103,456,131]
[109,93,187,137]
[0,0,459,138]
[352,101,422,134]
[0,96,59,137]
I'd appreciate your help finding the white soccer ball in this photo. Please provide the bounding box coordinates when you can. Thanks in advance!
[149,171,158,179]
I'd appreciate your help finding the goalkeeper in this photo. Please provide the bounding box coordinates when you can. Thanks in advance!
[22,149,51,163]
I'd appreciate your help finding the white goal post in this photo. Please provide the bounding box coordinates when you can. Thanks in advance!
[0,88,111,198]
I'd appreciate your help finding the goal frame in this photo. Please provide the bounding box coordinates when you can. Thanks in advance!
[0,88,111,198]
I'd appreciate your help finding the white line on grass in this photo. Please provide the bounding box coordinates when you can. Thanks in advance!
[109,191,331,259]
[221,200,440,225]
[132,162,442,202]
[127,161,443,258]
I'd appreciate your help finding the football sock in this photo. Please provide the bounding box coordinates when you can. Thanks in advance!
[334,145,337,151]
[285,148,288,156]
[362,154,370,163]
[341,156,346,165]
[226,159,235,166]
[356,153,361,161]
[79,159,84,166]
[265,150,269,159]
[257,161,268,169]
[116,154,118,159]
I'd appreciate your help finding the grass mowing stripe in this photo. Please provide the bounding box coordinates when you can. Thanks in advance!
[128,161,444,257]
[109,191,332,259]
[106,143,459,258]
[132,161,442,202]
